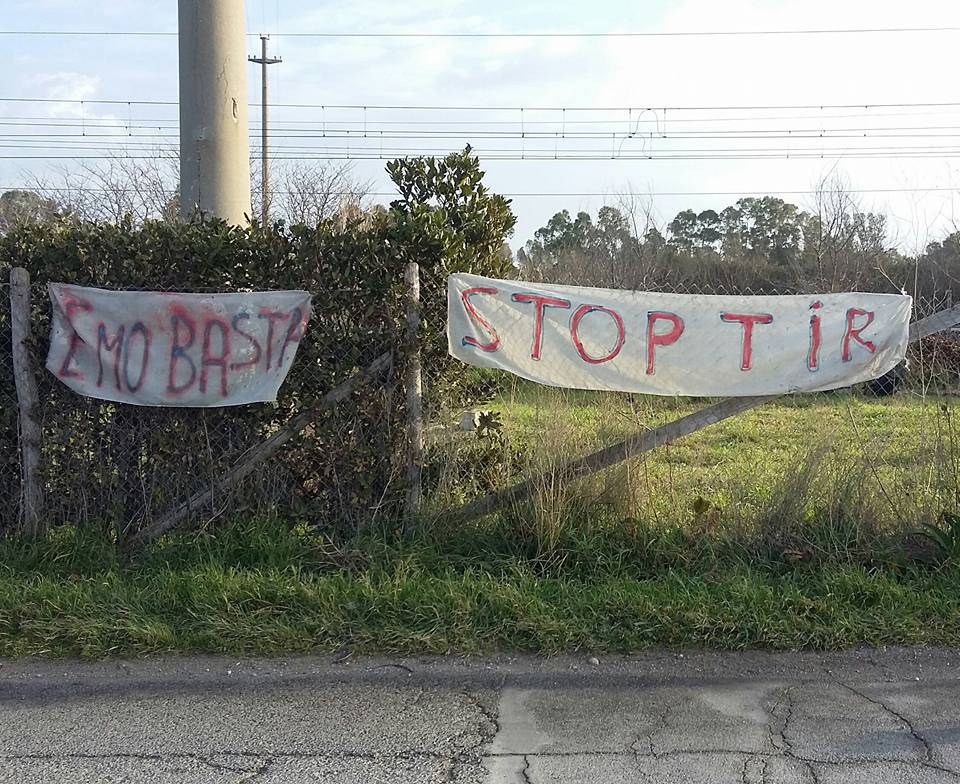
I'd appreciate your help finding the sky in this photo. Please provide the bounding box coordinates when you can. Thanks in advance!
[4,0,960,253]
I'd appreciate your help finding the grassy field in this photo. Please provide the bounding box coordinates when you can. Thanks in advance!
[1,389,959,657]
[430,384,959,539]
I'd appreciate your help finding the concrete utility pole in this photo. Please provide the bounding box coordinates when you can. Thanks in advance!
[249,34,281,226]
[178,0,251,224]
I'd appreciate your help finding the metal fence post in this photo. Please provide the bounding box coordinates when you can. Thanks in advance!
[403,261,424,528]
[9,267,44,539]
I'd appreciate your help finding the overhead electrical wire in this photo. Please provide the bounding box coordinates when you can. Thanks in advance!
[6,97,960,112]
[8,118,960,135]
[8,131,960,143]
[3,186,957,197]
[4,99,960,162]
[10,107,960,127]
[5,150,960,161]
[3,129,960,149]
[1,26,959,38]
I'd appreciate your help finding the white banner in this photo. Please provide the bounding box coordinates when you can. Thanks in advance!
[448,273,912,397]
[46,284,312,407]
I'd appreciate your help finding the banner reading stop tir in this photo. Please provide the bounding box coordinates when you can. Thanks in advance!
[447,273,912,397]
[46,284,312,407]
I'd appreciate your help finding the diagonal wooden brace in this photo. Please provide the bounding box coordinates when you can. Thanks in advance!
[449,304,960,525]
[127,351,393,551]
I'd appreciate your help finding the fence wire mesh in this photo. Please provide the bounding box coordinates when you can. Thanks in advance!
[417,262,960,554]
[1,264,408,539]
[2,253,960,547]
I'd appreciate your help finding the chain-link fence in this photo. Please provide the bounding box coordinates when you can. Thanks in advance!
[0,217,422,541]
[3,239,960,550]
[416,262,960,556]
[12,273,407,541]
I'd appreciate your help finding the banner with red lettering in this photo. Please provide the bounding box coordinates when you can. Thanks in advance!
[448,273,912,396]
[46,284,311,407]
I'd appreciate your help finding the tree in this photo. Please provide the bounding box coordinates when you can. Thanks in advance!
[667,209,699,250]
[0,190,62,233]
[386,145,516,277]
[719,197,805,264]
[520,206,644,287]
[33,150,370,228]
[252,160,371,227]
[34,149,180,224]
[667,209,722,251]
[801,180,893,291]
[914,232,960,300]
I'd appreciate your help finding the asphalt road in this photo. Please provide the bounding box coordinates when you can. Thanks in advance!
[0,647,958,782]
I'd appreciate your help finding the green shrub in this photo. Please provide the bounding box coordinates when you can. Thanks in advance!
[0,148,515,540]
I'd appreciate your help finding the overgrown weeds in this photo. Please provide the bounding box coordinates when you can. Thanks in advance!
[1,393,959,657]
[0,517,957,657]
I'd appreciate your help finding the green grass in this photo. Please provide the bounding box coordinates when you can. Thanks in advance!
[0,516,957,657]
[2,390,959,658]
[449,385,960,530]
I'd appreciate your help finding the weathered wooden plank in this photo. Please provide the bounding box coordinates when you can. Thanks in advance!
[128,351,392,550]
[9,267,44,538]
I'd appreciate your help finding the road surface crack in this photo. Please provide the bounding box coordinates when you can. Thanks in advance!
[841,683,960,777]
[233,757,273,782]
[197,756,265,775]
[631,701,672,759]
[766,686,820,784]
[460,688,501,740]
[841,683,933,762]
[520,754,533,784]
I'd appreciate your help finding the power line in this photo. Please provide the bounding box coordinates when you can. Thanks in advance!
[6,150,960,161]
[9,138,960,155]
[7,97,960,111]
[9,106,960,126]
[3,185,957,197]
[9,127,960,142]
[7,125,960,159]
[5,135,960,153]
[1,26,959,38]
[0,97,176,106]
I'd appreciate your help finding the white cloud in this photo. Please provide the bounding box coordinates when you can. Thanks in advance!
[29,72,100,118]
[3,0,960,248]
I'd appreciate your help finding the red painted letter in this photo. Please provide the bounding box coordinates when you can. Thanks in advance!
[200,319,230,396]
[96,323,125,389]
[229,312,263,371]
[842,308,876,362]
[570,305,625,364]
[58,297,93,379]
[122,322,151,393]
[720,312,773,371]
[278,306,309,368]
[461,287,500,352]
[258,310,289,370]
[646,311,684,375]
[167,314,197,394]
[511,292,571,359]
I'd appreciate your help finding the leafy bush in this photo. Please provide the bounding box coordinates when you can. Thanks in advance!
[0,149,515,540]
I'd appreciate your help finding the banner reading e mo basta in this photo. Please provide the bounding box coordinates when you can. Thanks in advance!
[447,274,912,397]
[46,284,311,407]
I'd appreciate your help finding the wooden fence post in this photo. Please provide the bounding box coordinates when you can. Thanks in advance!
[403,261,424,529]
[8,267,44,538]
